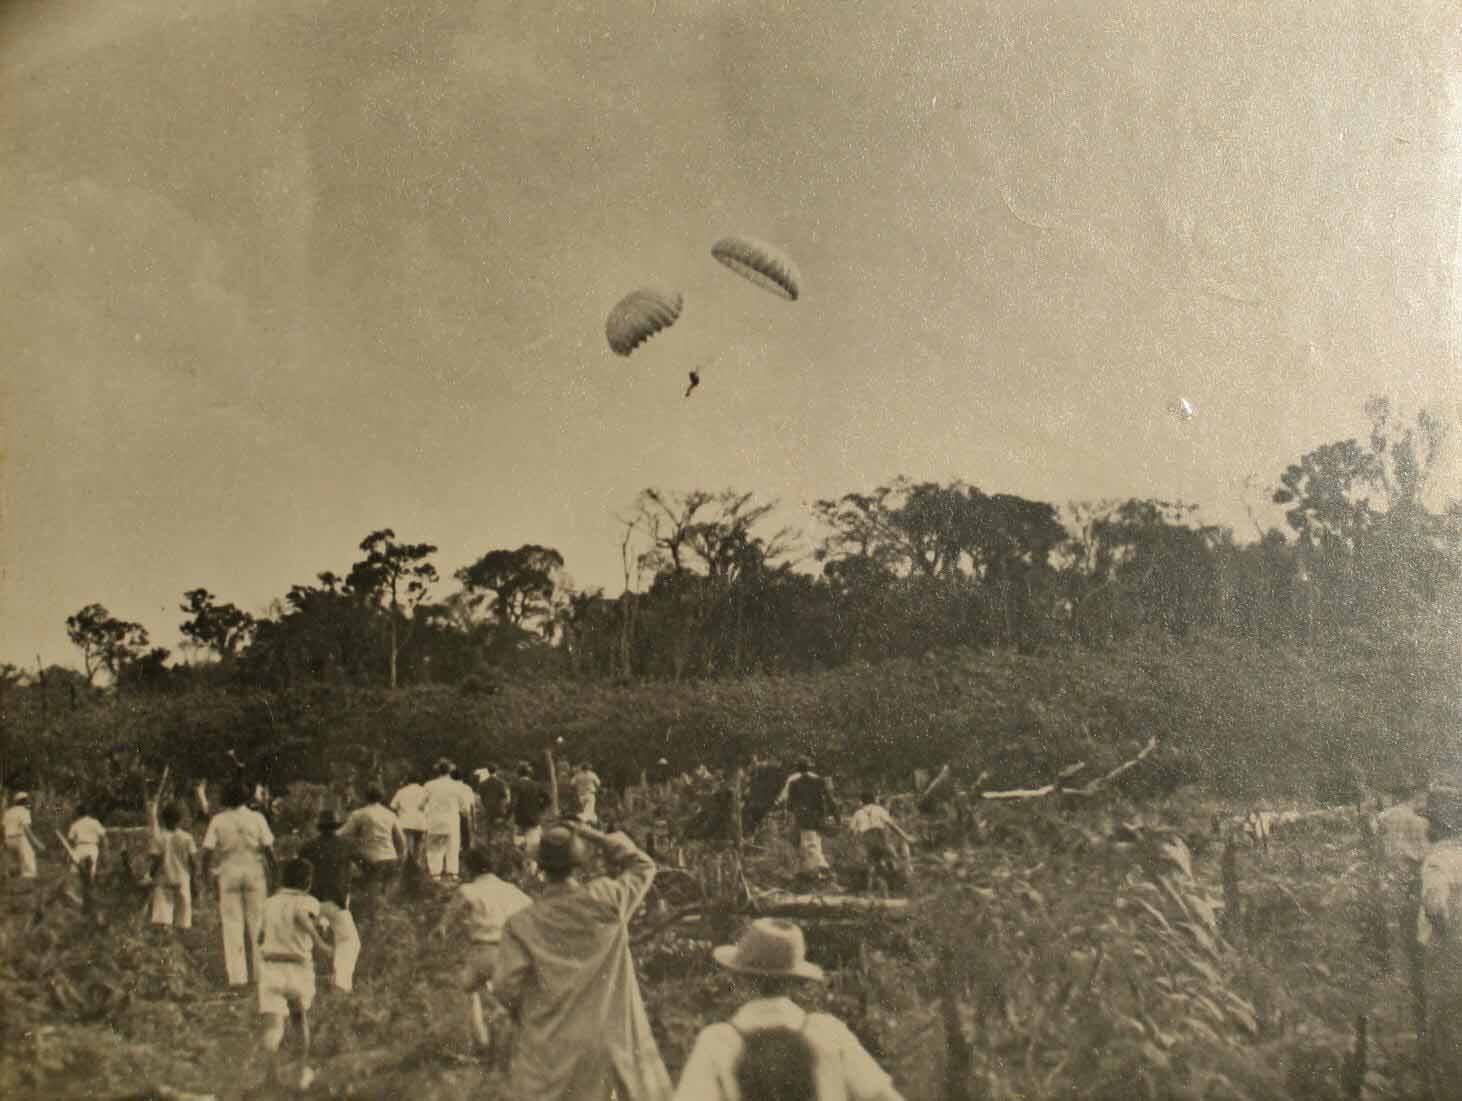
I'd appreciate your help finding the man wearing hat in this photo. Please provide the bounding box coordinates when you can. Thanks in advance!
[495,820,672,1101]
[673,918,902,1101]
[3,792,43,880]
[774,758,839,884]
[300,810,362,993]
[511,763,548,866]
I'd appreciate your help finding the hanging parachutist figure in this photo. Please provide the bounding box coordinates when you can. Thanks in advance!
[684,369,700,398]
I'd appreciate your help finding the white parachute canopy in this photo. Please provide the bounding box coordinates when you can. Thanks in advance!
[710,236,801,301]
[606,288,685,356]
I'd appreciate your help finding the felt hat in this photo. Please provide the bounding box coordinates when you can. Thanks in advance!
[712,918,826,982]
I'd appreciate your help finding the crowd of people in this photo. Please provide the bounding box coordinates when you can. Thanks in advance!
[11,754,1462,1099]
[1,754,914,1098]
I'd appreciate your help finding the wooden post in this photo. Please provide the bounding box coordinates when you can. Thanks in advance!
[544,748,560,819]
[731,765,748,905]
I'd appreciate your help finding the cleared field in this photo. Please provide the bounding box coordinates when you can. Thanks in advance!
[0,784,1432,1100]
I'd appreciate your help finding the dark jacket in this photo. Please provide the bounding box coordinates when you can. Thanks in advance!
[512,778,547,829]
[786,773,835,832]
[300,833,358,909]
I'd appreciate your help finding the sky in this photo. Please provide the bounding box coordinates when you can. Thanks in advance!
[1,0,1459,670]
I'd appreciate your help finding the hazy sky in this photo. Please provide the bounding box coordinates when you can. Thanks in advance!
[2,0,1458,669]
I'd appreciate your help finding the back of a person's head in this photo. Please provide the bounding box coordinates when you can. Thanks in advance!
[461,846,496,880]
[860,790,876,806]
[365,785,385,805]
[72,800,90,820]
[734,1026,818,1101]
[281,857,314,892]
[224,781,251,809]
[160,801,184,830]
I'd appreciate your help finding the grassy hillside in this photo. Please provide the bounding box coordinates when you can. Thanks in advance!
[9,629,1457,807]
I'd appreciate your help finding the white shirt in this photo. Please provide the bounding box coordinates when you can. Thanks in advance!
[67,816,107,858]
[202,806,274,874]
[673,997,902,1101]
[341,803,404,863]
[391,783,428,831]
[3,805,32,840]
[259,889,323,963]
[849,804,896,835]
[422,775,468,834]
[455,874,533,944]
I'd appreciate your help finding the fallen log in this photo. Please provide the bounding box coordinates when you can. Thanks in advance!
[751,890,912,919]
[632,890,912,944]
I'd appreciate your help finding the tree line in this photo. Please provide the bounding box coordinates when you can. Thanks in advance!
[11,398,1460,696]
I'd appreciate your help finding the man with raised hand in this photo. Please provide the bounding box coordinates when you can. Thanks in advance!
[495,820,671,1101]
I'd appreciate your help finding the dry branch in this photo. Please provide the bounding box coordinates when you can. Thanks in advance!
[976,737,1158,801]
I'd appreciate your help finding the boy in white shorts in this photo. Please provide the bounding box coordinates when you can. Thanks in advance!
[256,857,331,1090]
[437,846,532,1060]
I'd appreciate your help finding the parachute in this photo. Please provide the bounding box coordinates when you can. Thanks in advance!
[710,237,800,301]
[606,288,684,356]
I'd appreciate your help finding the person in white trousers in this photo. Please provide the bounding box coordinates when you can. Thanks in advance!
[202,781,277,987]
[423,759,468,880]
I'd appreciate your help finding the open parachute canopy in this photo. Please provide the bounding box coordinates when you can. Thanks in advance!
[710,236,800,301]
[605,288,684,356]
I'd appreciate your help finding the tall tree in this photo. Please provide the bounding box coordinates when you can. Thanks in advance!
[348,530,439,689]
[455,545,566,637]
[65,603,150,685]
[179,588,256,664]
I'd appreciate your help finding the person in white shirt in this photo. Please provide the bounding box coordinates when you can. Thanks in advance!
[3,792,43,880]
[65,802,107,914]
[391,775,429,868]
[66,803,107,879]
[849,792,914,892]
[437,846,533,1059]
[340,785,406,920]
[148,801,199,930]
[202,781,277,986]
[256,857,331,1090]
[673,918,903,1101]
[573,763,603,825]
[423,759,470,881]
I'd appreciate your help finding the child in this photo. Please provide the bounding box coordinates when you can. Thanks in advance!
[148,801,198,930]
[66,801,107,911]
[849,791,915,891]
[3,792,43,880]
[437,846,532,1059]
[256,857,331,1090]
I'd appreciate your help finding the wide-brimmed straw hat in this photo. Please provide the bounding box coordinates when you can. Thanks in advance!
[12,792,30,804]
[712,919,826,982]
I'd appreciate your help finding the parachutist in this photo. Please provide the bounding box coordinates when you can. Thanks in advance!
[685,370,700,398]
